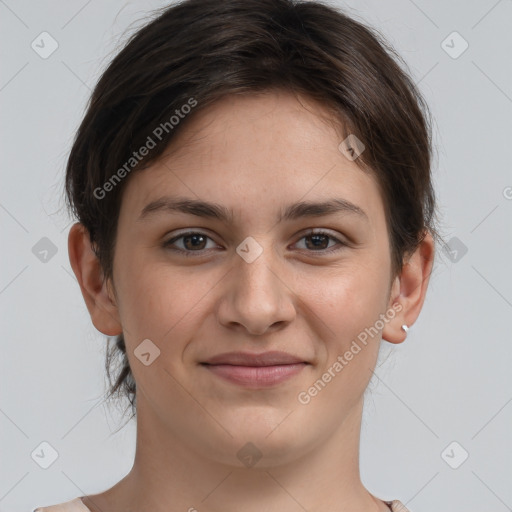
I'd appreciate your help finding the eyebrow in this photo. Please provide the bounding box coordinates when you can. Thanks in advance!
[137,196,369,223]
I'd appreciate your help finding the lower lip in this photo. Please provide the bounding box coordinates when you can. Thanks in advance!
[202,363,308,387]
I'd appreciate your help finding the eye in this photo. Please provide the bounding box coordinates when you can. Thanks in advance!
[163,229,346,257]
[293,229,346,254]
[163,231,219,256]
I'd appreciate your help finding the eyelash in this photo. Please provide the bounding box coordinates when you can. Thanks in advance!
[163,230,347,257]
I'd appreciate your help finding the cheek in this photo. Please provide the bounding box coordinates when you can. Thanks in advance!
[302,259,388,334]
[116,259,221,352]
[298,262,387,387]
[113,264,208,400]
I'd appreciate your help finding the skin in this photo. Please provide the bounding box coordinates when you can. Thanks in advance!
[68,90,434,512]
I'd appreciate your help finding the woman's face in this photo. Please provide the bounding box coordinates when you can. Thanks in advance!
[109,90,400,466]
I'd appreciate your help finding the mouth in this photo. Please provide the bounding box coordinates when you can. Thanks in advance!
[200,351,310,388]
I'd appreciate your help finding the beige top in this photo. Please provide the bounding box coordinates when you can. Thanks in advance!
[33,496,411,511]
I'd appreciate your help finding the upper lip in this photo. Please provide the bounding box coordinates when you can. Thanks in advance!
[202,351,308,366]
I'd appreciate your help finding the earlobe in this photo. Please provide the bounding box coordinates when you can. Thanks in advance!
[382,231,435,344]
[68,222,123,336]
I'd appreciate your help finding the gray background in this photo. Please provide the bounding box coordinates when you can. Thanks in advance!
[1,1,511,511]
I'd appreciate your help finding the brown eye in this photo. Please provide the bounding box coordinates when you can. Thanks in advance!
[163,229,347,258]
[294,230,346,254]
[163,231,217,256]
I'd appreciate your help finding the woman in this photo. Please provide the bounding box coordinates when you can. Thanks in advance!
[35,0,440,510]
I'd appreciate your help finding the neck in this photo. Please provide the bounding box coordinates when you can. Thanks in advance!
[83,397,388,512]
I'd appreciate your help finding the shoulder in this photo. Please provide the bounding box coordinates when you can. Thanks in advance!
[387,500,411,512]
[32,497,91,512]
[34,496,409,512]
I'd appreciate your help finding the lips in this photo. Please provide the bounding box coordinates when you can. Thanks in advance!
[200,351,309,387]
[201,351,307,366]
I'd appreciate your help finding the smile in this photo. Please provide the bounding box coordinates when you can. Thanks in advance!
[201,362,308,388]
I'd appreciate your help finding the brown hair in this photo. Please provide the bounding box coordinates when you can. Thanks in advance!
[64,0,443,422]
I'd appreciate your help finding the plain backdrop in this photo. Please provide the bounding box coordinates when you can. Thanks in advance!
[1,1,511,511]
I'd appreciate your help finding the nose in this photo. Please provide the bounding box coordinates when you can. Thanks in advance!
[216,240,296,336]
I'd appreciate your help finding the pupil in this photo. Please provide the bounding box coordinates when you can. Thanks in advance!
[185,234,205,250]
[181,234,329,251]
[307,234,328,250]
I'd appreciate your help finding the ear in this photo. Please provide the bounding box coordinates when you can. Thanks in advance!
[382,230,435,344]
[68,222,122,336]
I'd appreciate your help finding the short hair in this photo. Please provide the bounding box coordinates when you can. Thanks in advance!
[64,0,442,421]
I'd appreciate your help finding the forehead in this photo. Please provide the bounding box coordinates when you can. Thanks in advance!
[119,90,386,232]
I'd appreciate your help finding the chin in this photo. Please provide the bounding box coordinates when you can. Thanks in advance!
[199,412,311,468]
